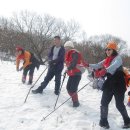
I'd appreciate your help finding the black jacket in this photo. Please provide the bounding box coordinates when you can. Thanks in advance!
[103,69,126,93]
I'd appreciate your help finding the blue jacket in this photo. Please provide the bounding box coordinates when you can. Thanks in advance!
[48,45,65,70]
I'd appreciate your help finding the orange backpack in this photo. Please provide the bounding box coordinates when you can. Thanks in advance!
[123,67,130,88]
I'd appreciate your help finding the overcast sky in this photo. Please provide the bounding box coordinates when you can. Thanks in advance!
[0,0,130,48]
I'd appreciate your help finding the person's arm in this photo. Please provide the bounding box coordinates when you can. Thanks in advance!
[89,60,105,70]
[106,56,122,75]
[68,52,78,70]
[16,57,20,71]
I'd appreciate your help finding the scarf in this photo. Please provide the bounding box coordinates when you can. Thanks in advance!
[103,56,116,68]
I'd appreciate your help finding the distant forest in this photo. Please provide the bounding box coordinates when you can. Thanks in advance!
[0,11,130,66]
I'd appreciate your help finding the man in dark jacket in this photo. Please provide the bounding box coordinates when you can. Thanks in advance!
[32,36,65,95]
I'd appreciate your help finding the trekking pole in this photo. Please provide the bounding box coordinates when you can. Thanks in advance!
[54,73,66,110]
[24,67,48,103]
[41,81,92,121]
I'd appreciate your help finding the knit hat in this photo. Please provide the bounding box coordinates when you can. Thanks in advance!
[16,46,23,51]
[64,41,74,48]
[106,41,118,51]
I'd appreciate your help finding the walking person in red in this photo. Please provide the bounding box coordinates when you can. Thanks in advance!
[64,41,86,107]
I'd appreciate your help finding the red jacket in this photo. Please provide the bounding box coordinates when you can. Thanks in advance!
[65,49,86,76]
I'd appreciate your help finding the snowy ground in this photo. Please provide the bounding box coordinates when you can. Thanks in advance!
[0,61,130,130]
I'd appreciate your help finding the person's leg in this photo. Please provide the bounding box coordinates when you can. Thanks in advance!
[66,76,72,93]
[32,68,55,94]
[22,66,29,83]
[54,70,62,95]
[67,75,81,107]
[114,91,130,128]
[100,90,113,129]
[28,65,35,84]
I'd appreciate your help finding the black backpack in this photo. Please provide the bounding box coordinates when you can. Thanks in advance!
[30,52,40,70]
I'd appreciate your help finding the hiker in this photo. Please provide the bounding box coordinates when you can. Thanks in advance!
[123,67,130,107]
[88,41,130,129]
[16,46,40,85]
[64,41,86,107]
[32,36,65,95]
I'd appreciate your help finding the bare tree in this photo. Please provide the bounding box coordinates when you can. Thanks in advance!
[11,11,57,61]
[10,11,80,61]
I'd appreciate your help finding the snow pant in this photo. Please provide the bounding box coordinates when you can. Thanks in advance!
[37,67,62,93]
[66,75,81,102]
[22,64,35,83]
[100,89,130,124]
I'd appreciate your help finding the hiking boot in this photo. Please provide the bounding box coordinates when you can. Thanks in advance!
[122,118,130,129]
[22,78,26,84]
[99,119,110,129]
[73,101,80,107]
[54,91,60,95]
[27,81,32,85]
[32,87,43,94]
[122,123,130,129]
[22,80,26,84]
[29,76,33,85]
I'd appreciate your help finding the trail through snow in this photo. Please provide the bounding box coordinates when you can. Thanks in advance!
[0,61,130,130]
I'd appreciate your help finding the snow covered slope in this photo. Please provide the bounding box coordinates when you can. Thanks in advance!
[0,61,130,130]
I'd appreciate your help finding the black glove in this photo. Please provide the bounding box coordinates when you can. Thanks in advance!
[106,73,112,79]
[40,61,45,65]
[49,60,57,66]
[128,91,130,96]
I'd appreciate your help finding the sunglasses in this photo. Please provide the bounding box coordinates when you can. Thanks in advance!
[105,48,112,51]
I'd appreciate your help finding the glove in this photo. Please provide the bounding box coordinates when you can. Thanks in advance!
[19,67,23,71]
[106,73,112,79]
[84,61,89,67]
[63,68,68,76]
[48,60,57,66]
[40,61,45,65]
[94,69,107,78]
[128,91,130,96]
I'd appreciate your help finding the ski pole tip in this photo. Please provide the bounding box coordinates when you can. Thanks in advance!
[41,118,45,121]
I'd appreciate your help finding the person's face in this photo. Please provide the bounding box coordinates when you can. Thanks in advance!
[54,38,61,46]
[105,48,113,57]
[65,46,71,52]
